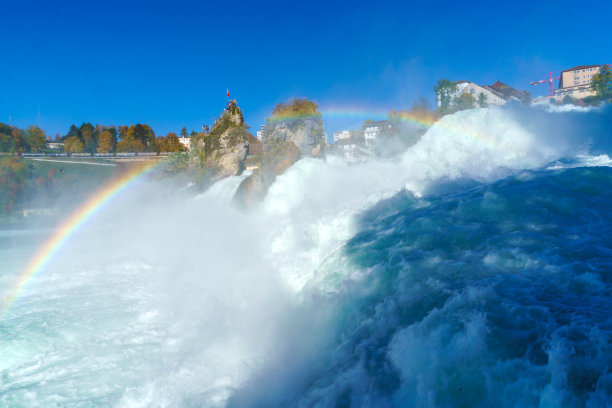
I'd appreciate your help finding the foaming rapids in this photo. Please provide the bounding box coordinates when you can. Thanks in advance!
[1,104,611,407]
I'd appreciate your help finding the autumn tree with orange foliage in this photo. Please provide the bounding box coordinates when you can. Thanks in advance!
[162,132,185,152]
[64,136,85,153]
[97,130,117,153]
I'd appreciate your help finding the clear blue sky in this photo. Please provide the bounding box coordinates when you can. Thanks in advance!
[1,0,610,140]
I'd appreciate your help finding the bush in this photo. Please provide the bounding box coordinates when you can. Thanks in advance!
[271,98,319,119]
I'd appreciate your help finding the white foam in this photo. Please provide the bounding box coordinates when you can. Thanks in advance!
[2,104,608,406]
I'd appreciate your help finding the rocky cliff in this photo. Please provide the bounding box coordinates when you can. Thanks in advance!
[189,101,249,182]
[234,99,326,207]
[262,115,326,158]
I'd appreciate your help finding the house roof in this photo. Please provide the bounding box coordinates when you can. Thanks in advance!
[481,85,508,100]
[561,64,600,73]
[490,81,522,99]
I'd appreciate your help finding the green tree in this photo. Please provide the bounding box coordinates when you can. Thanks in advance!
[107,126,118,140]
[433,79,458,115]
[64,136,85,153]
[97,130,116,153]
[453,93,475,111]
[180,127,188,138]
[134,124,155,150]
[0,123,14,152]
[477,92,488,108]
[63,124,80,141]
[79,123,96,153]
[0,132,12,152]
[117,125,129,140]
[591,64,612,102]
[25,126,47,152]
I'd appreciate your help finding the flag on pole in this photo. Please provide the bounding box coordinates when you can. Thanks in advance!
[227,88,230,98]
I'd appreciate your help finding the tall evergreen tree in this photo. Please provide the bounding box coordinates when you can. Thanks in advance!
[79,123,96,153]
[64,124,80,141]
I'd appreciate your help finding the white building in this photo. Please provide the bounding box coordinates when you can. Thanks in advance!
[333,130,359,143]
[179,137,191,150]
[256,124,269,140]
[440,80,523,108]
[362,120,391,148]
[46,141,64,150]
[454,81,508,106]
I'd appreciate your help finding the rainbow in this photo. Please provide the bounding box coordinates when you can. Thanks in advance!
[265,105,437,128]
[1,160,160,319]
[318,105,501,148]
[2,105,500,319]
[263,105,500,149]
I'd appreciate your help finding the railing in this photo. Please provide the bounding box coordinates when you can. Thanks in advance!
[13,151,181,159]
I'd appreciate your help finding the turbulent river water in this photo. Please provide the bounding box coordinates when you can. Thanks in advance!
[1,105,612,407]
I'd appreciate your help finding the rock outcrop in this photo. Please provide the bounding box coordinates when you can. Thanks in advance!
[189,101,249,182]
[234,99,326,207]
[234,140,301,207]
[262,115,326,158]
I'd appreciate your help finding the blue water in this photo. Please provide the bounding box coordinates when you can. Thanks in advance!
[230,167,612,407]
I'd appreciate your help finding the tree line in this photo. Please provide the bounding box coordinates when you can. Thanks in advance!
[0,122,197,154]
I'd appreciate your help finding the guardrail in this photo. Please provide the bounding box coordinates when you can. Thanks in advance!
[10,151,182,159]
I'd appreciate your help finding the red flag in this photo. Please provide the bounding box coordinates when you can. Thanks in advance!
[227,88,230,98]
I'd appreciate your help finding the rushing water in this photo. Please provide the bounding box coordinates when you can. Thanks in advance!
[1,105,612,407]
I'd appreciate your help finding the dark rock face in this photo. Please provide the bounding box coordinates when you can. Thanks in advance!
[234,140,300,208]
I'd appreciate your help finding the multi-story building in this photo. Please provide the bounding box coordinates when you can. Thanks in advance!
[555,65,602,100]
[256,124,270,140]
[362,120,391,148]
